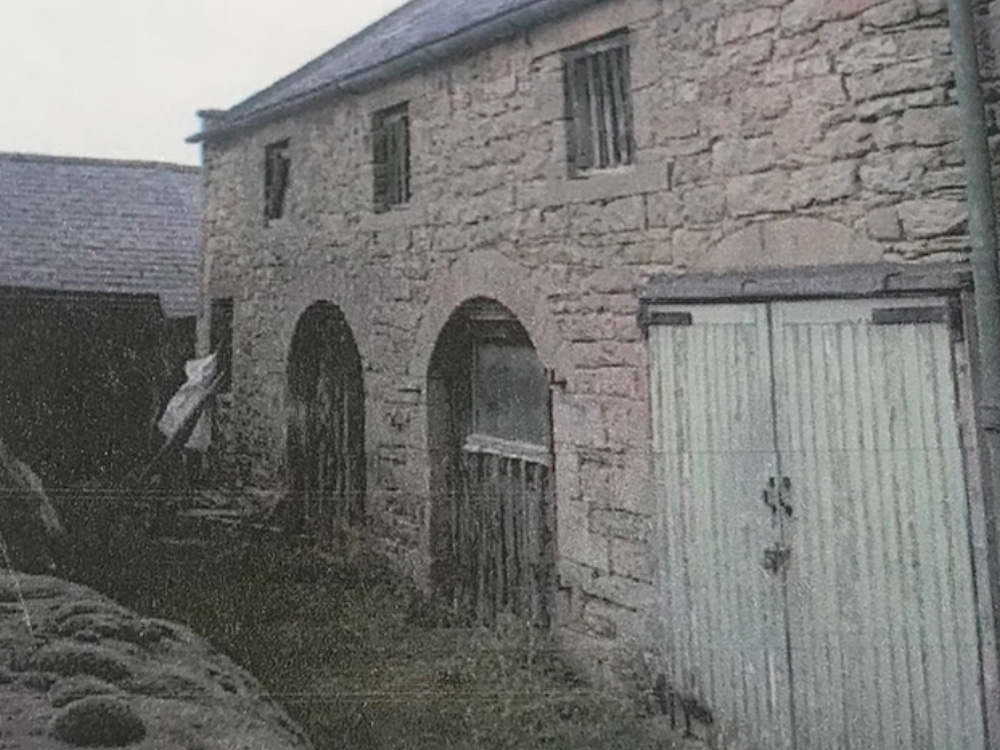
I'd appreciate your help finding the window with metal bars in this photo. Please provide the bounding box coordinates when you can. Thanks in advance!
[264,139,290,223]
[563,32,634,176]
[372,103,410,212]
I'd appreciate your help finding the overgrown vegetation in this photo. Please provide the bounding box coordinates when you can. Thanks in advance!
[58,500,682,750]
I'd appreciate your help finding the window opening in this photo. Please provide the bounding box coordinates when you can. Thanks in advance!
[563,32,634,175]
[209,297,233,392]
[264,139,290,223]
[372,103,411,212]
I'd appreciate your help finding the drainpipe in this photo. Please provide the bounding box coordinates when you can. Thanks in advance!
[947,4,1000,733]
[947,1,1000,491]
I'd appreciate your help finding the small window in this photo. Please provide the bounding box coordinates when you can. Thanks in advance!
[563,32,634,175]
[210,297,234,393]
[372,103,410,212]
[264,139,290,223]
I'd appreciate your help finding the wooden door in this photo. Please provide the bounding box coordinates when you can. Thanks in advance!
[772,298,986,750]
[648,296,987,750]
[287,305,365,527]
[649,303,793,749]
[455,436,553,626]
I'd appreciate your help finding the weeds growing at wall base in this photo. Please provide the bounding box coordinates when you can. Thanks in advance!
[59,500,682,750]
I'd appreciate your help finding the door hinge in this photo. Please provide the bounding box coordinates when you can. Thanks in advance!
[637,308,693,331]
[871,302,964,341]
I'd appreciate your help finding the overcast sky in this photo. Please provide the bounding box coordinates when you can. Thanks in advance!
[0,0,411,165]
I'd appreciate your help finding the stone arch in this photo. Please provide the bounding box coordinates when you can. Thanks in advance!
[277,274,374,373]
[426,296,555,627]
[693,217,883,271]
[410,250,571,381]
[286,301,366,530]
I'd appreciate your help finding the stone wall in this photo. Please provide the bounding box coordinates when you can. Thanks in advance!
[200,0,976,688]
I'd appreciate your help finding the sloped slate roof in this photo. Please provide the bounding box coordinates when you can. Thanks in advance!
[195,0,606,140]
[0,153,202,317]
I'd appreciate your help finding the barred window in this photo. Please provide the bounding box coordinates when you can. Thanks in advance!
[563,32,634,175]
[372,103,410,212]
[264,139,290,223]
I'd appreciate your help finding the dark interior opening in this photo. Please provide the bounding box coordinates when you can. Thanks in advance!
[286,302,366,530]
[427,298,554,626]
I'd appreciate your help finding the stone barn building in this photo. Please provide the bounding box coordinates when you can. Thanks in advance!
[192,0,1000,747]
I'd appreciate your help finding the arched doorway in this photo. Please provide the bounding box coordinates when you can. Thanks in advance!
[427,298,554,627]
[286,302,365,529]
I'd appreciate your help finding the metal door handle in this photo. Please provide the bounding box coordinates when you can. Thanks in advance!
[763,477,778,515]
[778,476,793,517]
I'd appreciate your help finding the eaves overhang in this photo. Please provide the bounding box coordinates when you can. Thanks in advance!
[188,0,612,144]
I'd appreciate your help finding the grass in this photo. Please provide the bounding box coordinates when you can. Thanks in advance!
[57,501,683,750]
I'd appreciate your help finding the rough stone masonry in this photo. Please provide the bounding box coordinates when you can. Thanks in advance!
[197,0,1000,688]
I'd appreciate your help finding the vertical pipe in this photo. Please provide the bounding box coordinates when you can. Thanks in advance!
[947,2,1000,747]
[947,0,1000,433]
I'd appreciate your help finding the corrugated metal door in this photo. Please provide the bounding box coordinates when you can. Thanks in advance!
[649,304,793,749]
[772,298,986,750]
[649,296,986,750]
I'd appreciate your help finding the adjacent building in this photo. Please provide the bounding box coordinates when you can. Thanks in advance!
[0,153,201,484]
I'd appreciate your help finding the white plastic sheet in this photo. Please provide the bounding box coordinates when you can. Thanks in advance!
[157,353,217,451]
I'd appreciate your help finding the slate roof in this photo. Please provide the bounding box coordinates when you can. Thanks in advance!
[195,0,605,140]
[0,153,202,317]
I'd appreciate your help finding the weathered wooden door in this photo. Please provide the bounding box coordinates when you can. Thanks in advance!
[287,303,365,527]
[649,297,987,750]
[433,301,554,627]
[649,304,793,749]
[773,298,985,750]
[455,435,553,626]
[454,330,554,627]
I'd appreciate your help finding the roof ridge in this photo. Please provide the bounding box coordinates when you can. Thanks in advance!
[0,151,200,173]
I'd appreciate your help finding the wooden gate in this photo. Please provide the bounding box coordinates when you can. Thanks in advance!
[454,435,553,626]
[648,297,987,750]
[287,303,365,527]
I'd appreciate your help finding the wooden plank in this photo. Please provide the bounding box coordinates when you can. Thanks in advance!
[491,454,504,619]
[502,457,517,614]
[538,463,553,628]
[475,453,489,624]
[450,450,461,612]
[523,460,537,624]
[572,57,593,171]
[463,433,550,466]
[511,458,527,618]
[589,53,608,168]
[616,45,634,164]
[596,49,614,167]
[460,451,476,622]
[517,461,532,620]
[871,306,948,326]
